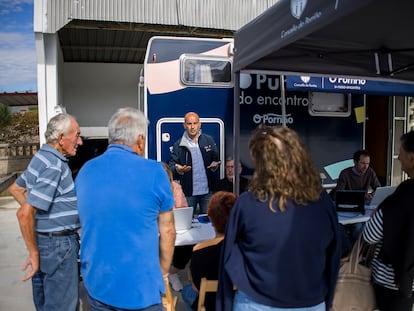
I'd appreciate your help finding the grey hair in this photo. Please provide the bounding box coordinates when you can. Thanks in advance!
[226,156,241,166]
[108,107,148,145]
[44,113,76,143]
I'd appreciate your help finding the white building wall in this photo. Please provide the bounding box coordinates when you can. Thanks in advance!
[62,62,142,137]
[36,33,61,144]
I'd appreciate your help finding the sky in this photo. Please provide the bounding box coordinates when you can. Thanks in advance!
[0,0,36,93]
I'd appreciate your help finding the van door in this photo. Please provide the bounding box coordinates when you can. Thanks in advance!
[156,117,225,179]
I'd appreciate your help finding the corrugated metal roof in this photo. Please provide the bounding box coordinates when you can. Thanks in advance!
[0,93,38,107]
[177,0,278,30]
[71,0,179,25]
[35,0,280,64]
[58,21,235,63]
[36,0,280,33]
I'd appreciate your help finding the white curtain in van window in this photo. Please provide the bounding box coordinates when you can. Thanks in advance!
[194,64,213,83]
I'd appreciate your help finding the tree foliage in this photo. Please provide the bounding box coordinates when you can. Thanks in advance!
[0,103,11,127]
[0,108,39,144]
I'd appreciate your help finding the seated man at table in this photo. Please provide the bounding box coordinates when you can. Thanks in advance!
[335,149,381,245]
[212,156,248,194]
[335,149,381,200]
[181,191,237,311]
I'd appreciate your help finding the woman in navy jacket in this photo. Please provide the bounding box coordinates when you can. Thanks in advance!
[217,125,341,311]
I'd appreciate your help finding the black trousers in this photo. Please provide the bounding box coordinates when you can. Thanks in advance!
[374,284,414,311]
[172,245,194,269]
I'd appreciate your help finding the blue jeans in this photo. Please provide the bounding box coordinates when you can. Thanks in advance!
[181,283,199,311]
[186,193,211,214]
[233,291,325,311]
[87,294,164,311]
[32,233,79,311]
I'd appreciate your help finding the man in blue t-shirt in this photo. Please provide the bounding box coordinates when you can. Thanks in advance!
[8,113,83,311]
[76,107,176,310]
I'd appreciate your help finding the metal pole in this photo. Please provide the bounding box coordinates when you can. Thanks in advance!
[233,71,240,195]
[280,74,287,127]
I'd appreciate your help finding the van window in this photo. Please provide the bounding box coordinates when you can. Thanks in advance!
[309,92,351,117]
[180,55,232,87]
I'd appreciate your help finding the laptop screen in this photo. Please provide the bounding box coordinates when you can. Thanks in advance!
[369,186,397,207]
[335,190,366,214]
[173,207,194,232]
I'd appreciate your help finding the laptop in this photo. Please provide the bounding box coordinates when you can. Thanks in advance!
[368,186,397,207]
[173,207,194,232]
[335,190,366,214]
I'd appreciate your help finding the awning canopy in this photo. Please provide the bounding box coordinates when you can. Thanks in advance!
[231,0,414,193]
[234,0,414,83]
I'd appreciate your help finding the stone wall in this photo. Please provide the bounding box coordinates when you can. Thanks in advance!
[0,143,39,177]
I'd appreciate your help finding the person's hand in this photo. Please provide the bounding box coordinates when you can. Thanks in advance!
[21,252,39,281]
[365,192,374,200]
[207,161,221,171]
[175,164,191,175]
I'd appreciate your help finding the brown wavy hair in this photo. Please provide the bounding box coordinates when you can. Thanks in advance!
[207,191,237,234]
[248,124,322,212]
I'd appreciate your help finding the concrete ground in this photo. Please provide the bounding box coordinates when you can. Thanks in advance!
[0,197,186,311]
[0,196,36,310]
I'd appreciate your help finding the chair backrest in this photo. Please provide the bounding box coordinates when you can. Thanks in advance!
[197,277,218,311]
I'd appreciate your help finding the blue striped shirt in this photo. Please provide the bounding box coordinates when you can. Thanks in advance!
[16,144,80,232]
[184,133,208,195]
[363,208,414,291]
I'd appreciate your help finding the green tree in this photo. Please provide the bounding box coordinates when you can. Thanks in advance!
[0,103,11,127]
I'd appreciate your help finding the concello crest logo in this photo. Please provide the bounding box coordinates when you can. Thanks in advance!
[300,76,310,83]
[291,0,307,19]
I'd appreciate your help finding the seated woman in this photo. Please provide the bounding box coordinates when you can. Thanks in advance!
[181,191,237,311]
[161,162,192,291]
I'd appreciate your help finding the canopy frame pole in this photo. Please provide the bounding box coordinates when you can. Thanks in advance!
[374,52,381,75]
[280,74,287,127]
[233,71,240,195]
[388,53,393,73]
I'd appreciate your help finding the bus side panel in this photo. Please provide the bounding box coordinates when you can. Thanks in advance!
[144,37,234,164]
[239,73,364,183]
[147,38,232,63]
[146,87,233,161]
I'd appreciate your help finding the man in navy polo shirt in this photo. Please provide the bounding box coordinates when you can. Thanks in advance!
[8,113,83,311]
